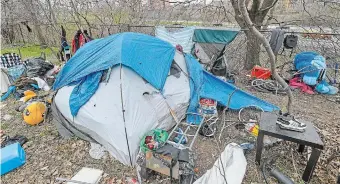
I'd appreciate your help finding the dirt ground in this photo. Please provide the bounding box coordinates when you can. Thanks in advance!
[1,76,339,184]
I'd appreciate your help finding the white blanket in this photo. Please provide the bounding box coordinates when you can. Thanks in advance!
[194,143,247,184]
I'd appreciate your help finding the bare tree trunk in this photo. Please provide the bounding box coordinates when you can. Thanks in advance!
[22,0,47,46]
[238,0,293,114]
[46,0,58,25]
[230,0,278,70]
[245,31,261,70]
[33,24,47,47]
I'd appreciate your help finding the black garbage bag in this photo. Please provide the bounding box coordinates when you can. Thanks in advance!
[25,57,54,78]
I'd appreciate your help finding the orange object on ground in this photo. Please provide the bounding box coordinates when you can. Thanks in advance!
[251,66,271,79]
[23,102,46,125]
[20,90,37,102]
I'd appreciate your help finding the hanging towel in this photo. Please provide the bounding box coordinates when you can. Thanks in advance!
[269,29,285,55]
[155,26,195,53]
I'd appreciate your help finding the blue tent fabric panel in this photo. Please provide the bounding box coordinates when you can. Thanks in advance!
[183,54,204,123]
[201,71,279,111]
[69,71,103,116]
[193,29,239,44]
[184,54,279,124]
[53,32,175,91]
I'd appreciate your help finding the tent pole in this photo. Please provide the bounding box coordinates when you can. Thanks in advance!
[119,63,133,166]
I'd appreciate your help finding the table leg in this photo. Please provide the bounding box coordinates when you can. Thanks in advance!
[255,131,265,165]
[302,148,321,183]
[298,144,305,153]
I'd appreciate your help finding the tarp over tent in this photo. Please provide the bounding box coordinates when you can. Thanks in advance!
[155,27,240,76]
[52,32,279,166]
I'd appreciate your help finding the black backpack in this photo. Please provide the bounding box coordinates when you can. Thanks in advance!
[283,35,298,49]
[282,35,298,57]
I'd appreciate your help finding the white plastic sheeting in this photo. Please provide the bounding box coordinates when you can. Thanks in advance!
[194,143,247,184]
[54,51,190,165]
[155,26,195,53]
[0,70,10,93]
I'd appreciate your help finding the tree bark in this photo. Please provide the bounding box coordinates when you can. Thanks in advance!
[245,31,261,70]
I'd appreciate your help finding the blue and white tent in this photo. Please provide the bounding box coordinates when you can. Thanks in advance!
[52,32,278,166]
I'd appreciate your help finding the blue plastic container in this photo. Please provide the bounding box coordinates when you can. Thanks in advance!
[1,142,26,175]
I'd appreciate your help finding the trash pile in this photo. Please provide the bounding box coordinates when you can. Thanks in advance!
[0,53,59,177]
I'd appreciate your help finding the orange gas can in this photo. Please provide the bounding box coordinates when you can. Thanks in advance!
[251,65,271,79]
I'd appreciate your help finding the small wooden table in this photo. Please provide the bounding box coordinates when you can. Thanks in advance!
[256,112,324,183]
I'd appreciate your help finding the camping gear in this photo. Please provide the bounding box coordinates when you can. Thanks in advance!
[156,27,239,77]
[0,142,26,176]
[52,32,279,166]
[194,143,247,184]
[0,53,27,93]
[251,66,271,79]
[193,28,239,44]
[282,34,298,57]
[193,28,239,77]
[0,53,26,68]
[23,101,47,125]
[256,112,324,183]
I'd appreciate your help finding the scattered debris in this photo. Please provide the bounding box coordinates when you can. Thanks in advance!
[88,142,106,160]
[1,135,28,148]
[3,114,13,121]
[56,167,103,184]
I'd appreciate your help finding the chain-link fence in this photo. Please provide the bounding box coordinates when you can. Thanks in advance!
[2,23,339,83]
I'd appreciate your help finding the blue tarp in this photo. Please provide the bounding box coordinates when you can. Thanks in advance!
[69,71,103,116]
[53,32,279,118]
[184,54,279,123]
[53,32,175,90]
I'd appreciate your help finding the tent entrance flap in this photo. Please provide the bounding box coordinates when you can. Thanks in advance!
[119,64,133,166]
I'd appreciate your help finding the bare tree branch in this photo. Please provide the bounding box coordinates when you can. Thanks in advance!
[260,0,279,12]
[238,0,293,113]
